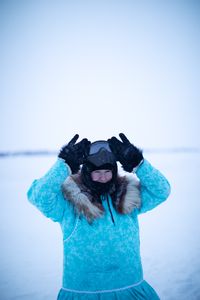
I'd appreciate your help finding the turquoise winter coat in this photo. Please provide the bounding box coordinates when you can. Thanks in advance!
[27,159,170,300]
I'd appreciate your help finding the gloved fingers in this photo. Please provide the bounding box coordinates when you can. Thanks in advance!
[108,137,122,152]
[82,139,91,156]
[107,138,112,145]
[75,138,91,164]
[119,133,130,145]
[68,134,79,147]
[80,138,90,146]
[76,138,90,153]
[108,136,122,145]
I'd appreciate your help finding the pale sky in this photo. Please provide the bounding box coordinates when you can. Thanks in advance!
[1,0,200,152]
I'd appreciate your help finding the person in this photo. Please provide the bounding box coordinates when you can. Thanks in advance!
[27,133,171,300]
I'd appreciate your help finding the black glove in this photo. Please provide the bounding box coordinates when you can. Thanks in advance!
[108,133,143,172]
[58,134,91,174]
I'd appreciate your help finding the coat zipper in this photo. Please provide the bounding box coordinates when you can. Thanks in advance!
[106,195,115,225]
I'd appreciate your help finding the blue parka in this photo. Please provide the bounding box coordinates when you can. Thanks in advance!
[27,159,170,300]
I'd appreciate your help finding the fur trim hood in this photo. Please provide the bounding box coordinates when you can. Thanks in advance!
[62,174,141,223]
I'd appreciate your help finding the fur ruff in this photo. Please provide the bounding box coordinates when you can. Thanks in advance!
[62,174,141,223]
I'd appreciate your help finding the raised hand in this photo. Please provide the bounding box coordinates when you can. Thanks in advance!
[108,133,143,172]
[58,134,91,174]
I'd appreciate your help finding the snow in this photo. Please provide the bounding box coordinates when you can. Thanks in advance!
[0,153,200,299]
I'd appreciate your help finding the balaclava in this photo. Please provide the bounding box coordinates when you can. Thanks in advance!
[81,141,118,195]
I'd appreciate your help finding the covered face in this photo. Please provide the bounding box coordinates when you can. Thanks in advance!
[81,141,118,194]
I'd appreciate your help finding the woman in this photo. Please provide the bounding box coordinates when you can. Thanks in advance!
[27,133,171,299]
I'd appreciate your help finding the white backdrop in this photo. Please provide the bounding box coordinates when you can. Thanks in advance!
[1,0,200,152]
[1,1,200,299]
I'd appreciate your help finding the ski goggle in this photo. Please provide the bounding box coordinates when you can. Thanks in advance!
[87,140,116,167]
[89,141,112,155]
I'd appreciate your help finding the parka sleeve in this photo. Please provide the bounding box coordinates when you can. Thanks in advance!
[135,159,171,214]
[27,158,71,222]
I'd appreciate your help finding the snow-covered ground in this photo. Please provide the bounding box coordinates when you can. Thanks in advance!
[0,153,200,300]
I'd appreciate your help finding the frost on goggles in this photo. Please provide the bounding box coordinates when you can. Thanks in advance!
[89,141,112,155]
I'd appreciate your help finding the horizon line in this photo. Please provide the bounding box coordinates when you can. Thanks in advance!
[0,147,200,158]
